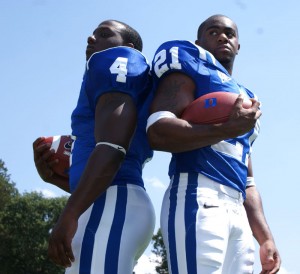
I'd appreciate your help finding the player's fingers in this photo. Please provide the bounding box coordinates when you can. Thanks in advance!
[48,240,62,267]
[59,244,73,267]
[234,94,244,107]
[48,241,72,268]
[250,99,261,110]
[32,137,45,148]
[34,149,51,166]
[40,149,55,162]
[65,245,75,263]
[46,156,59,173]
[34,143,51,162]
[269,258,280,274]
[245,100,261,120]
[58,238,74,267]
[33,143,45,161]
[36,142,51,154]
[255,109,262,119]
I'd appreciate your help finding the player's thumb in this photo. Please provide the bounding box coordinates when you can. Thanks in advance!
[266,250,275,262]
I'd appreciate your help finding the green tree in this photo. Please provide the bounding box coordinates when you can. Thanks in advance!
[0,159,68,274]
[151,228,169,274]
[0,159,19,209]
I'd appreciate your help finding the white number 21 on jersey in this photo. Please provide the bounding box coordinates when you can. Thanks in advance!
[110,57,128,83]
[153,47,182,78]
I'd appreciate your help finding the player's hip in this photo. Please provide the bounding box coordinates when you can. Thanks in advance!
[166,172,243,203]
[161,173,254,274]
[68,184,155,274]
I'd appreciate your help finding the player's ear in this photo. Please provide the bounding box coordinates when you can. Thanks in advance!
[125,42,134,49]
[236,44,240,55]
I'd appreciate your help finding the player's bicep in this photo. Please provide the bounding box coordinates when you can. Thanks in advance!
[150,72,196,117]
[94,92,137,150]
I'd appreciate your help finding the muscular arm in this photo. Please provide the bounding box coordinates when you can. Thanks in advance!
[64,92,136,216]
[48,92,137,267]
[147,72,261,153]
[244,158,281,273]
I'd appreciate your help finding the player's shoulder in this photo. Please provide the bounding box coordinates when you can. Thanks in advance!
[86,47,149,77]
[154,40,216,63]
[152,40,217,79]
[88,46,148,65]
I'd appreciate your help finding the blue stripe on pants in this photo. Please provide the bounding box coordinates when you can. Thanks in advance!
[80,192,107,274]
[105,186,128,273]
[168,173,180,274]
[185,173,198,273]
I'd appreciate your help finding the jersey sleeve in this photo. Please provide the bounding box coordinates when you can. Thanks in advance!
[151,40,245,98]
[85,47,150,109]
[238,84,258,100]
[151,40,212,82]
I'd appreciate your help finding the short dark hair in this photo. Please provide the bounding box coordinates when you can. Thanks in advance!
[113,20,143,52]
[197,14,238,40]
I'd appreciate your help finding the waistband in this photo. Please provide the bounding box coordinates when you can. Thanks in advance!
[175,173,244,203]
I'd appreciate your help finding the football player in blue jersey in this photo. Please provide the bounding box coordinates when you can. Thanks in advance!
[147,15,280,273]
[33,20,155,273]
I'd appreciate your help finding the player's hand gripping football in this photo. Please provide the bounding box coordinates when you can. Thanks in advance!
[33,137,58,182]
[222,95,262,138]
[33,137,70,192]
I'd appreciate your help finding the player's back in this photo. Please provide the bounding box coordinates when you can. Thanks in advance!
[70,46,153,192]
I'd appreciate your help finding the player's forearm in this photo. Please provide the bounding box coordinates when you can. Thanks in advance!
[147,118,233,153]
[63,147,124,219]
[244,186,274,245]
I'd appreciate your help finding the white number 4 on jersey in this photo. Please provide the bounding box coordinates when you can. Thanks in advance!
[110,57,128,83]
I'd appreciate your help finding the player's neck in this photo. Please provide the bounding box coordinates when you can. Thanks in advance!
[221,62,233,76]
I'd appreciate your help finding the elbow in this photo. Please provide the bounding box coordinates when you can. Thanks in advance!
[147,127,169,151]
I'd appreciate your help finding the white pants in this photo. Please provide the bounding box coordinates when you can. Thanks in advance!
[161,173,255,274]
[65,184,155,274]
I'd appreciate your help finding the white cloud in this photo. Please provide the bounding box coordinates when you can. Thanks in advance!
[35,188,58,198]
[34,187,70,198]
[133,253,160,274]
[144,177,167,189]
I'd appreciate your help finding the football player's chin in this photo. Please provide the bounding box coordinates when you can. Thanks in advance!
[214,48,231,56]
[215,53,232,64]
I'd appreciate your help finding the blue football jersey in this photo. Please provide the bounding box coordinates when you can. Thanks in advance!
[70,46,153,193]
[151,40,260,198]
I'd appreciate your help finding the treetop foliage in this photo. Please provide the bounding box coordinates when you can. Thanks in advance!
[0,159,67,274]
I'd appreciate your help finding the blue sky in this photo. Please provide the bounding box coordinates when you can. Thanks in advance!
[1,1,299,273]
